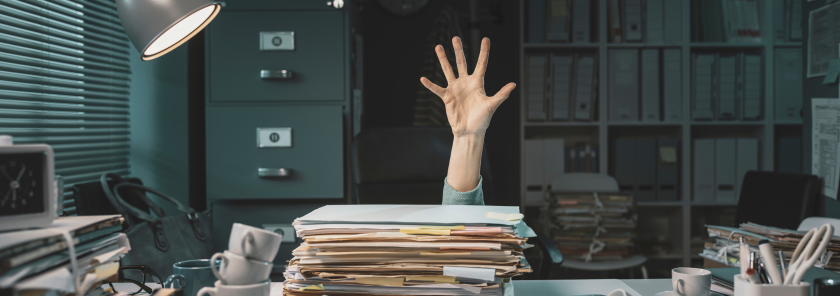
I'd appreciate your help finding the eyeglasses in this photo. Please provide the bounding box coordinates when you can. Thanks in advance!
[105,265,163,295]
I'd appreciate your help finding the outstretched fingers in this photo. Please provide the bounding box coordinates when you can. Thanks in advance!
[474,38,491,77]
[435,45,456,82]
[452,37,469,77]
[420,77,446,98]
[490,82,517,105]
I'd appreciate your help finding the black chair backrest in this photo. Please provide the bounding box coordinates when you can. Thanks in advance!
[734,171,822,229]
[352,127,495,205]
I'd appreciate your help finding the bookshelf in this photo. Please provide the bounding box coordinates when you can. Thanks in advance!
[519,0,803,274]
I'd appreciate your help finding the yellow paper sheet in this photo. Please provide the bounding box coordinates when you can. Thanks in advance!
[405,275,459,284]
[299,284,324,291]
[484,212,524,221]
[400,229,451,235]
[354,277,405,287]
[94,261,120,281]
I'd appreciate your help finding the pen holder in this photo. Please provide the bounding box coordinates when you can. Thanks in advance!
[733,275,809,296]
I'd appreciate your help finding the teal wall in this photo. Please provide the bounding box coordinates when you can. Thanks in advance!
[128,46,191,215]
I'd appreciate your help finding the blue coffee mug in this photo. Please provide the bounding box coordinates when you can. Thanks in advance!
[164,259,221,296]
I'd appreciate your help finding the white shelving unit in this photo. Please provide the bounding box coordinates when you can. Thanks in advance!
[519,0,803,270]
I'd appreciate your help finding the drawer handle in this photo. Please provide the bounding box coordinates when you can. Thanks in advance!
[261,70,295,80]
[258,168,291,178]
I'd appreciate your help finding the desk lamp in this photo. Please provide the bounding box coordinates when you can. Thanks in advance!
[116,0,221,61]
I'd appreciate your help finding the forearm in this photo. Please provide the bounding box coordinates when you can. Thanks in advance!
[446,133,485,192]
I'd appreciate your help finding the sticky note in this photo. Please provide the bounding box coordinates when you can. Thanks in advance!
[400,229,450,235]
[485,212,524,221]
[299,284,324,291]
[355,277,404,287]
[659,147,677,163]
[443,266,496,282]
[824,58,840,84]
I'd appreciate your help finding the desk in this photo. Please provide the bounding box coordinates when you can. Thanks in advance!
[514,279,672,296]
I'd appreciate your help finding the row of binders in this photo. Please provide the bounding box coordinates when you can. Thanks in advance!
[609,49,683,122]
[691,0,763,43]
[693,138,759,202]
[608,0,683,43]
[282,205,532,295]
[614,138,679,202]
[527,54,598,122]
[524,139,599,205]
[692,53,763,121]
[0,215,129,295]
[772,0,803,42]
[528,0,596,43]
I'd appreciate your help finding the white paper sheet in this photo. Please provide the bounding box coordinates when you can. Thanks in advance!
[296,205,523,226]
[811,98,840,199]
[443,266,496,282]
[808,2,840,77]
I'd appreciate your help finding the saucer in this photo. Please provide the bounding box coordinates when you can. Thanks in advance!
[654,292,677,296]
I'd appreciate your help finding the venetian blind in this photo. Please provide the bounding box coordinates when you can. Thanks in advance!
[0,0,132,216]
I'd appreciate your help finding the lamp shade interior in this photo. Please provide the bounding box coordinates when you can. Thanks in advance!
[141,4,220,61]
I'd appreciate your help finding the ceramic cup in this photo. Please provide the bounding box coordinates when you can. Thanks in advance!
[228,223,283,262]
[210,251,273,285]
[163,259,221,296]
[197,280,270,296]
[672,267,712,296]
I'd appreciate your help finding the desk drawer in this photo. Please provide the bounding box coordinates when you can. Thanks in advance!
[211,202,324,267]
[206,105,343,199]
[207,11,344,102]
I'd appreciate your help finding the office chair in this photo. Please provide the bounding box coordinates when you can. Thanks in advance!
[351,127,496,204]
[549,173,649,279]
[734,171,822,230]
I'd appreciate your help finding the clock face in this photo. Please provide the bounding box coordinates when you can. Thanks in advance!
[0,152,44,216]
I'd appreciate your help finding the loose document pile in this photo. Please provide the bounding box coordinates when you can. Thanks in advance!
[281,205,534,295]
[0,215,129,295]
[700,222,840,272]
[547,193,637,261]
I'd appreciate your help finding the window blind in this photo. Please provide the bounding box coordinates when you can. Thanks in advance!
[0,0,132,216]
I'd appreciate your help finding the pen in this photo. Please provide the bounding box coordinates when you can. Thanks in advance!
[739,237,749,275]
[758,240,783,284]
[778,250,787,279]
[745,268,761,284]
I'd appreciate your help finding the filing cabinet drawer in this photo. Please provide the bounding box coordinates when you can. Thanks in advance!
[207,11,345,102]
[212,202,324,268]
[206,105,343,199]
[219,0,338,11]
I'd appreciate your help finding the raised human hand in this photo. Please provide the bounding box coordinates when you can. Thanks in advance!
[420,37,516,137]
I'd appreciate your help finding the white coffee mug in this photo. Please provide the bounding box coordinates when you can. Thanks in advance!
[228,223,283,262]
[210,251,273,285]
[672,267,712,296]
[197,280,270,296]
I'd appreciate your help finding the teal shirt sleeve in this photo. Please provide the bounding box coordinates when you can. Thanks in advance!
[442,176,485,205]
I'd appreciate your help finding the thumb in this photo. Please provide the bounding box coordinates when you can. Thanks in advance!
[490,82,516,104]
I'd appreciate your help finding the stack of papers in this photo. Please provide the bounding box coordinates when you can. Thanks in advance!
[0,215,130,295]
[281,205,534,295]
[701,223,840,272]
[548,193,637,261]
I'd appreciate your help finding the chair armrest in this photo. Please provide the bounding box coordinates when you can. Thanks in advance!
[532,233,564,265]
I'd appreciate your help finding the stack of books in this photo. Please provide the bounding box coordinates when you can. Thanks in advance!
[0,215,129,295]
[547,193,637,261]
[281,205,533,295]
[700,223,840,272]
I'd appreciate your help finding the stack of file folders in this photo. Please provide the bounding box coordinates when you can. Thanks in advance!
[0,215,129,295]
[546,192,637,261]
[700,223,840,273]
[281,205,534,295]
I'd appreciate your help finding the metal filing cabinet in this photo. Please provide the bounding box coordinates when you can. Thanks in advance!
[205,0,351,238]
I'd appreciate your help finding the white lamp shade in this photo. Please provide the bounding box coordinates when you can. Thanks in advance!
[116,0,220,61]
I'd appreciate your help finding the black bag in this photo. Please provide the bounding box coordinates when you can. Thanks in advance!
[100,174,215,277]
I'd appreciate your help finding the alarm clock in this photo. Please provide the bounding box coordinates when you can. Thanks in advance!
[0,135,55,232]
